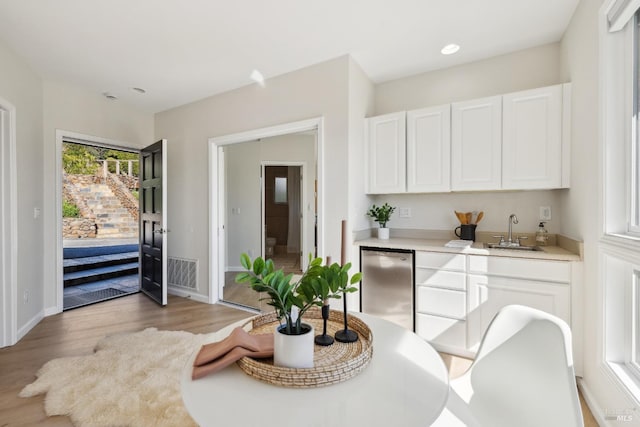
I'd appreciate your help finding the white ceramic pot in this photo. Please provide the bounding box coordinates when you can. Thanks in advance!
[378,227,390,240]
[274,323,315,368]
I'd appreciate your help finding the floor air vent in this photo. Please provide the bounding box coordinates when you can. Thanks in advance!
[168,257,198,289]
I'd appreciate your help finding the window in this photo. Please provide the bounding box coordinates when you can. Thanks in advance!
[603,0,640,404]
[633,270,640,371]
[274,177,287,204]
[632,13,640,234]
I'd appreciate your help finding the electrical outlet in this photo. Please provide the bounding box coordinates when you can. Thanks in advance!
[539,206,552,221]
[399,207,411,218]
[23,290,29,304]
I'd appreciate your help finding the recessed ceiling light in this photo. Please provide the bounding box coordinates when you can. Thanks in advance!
[441,43,461,55]
[103,92,118,100]
[250,69,265,86]
[131,87,146,94]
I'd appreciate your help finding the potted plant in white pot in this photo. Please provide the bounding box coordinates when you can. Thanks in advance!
[235,253,361,368]
[367,202,396,240]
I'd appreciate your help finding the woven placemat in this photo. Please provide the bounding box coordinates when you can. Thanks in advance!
[236,307,373,388]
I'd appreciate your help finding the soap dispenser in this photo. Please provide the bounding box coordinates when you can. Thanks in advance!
[536,222,548,246]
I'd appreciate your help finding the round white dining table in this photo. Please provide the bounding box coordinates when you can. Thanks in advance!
[181,312,449,427]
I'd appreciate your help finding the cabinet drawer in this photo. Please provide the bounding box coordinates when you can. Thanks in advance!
[416,251,466,271]
[468,255,570,283]
[415,268,466,291]
[416,286,466,319]
[415,313,466,348]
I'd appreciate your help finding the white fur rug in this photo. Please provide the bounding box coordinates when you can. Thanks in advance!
[20,327,208,427]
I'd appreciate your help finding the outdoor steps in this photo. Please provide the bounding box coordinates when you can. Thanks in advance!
[63,245,139,288]
[72,182,138,238]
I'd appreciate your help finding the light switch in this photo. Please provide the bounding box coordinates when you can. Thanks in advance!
[539,206,551,221]
[399,207,411,218]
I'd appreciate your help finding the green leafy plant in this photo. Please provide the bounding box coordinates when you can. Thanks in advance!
[366,202,396,228]
[62,143,99,175]
[62,200,80,218]
[235,254,362,335]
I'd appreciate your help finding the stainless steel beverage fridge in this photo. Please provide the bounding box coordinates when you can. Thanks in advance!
[360,247,414,331]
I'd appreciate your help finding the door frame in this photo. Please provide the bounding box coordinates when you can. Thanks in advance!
[261,162,307,269]
[0,98,17,347]
[208,117,324,304]
[54,130,139,313]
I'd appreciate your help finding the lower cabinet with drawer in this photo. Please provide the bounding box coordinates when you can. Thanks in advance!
[466,255,572,354]
[414,251,469,354]
[413,251,578,367]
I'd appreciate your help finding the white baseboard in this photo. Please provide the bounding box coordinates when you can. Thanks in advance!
[216,300,260,315]
[44,305,60,317]
[17,310,44,342]
[168,286,210,304]
[226,266,244,272]
[578,377,609,426]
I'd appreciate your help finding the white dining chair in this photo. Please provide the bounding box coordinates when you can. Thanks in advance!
[432,304,583,427]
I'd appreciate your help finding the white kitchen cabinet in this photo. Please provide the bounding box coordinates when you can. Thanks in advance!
[415,251,467,353]
[466,255,571,353]
[364,83,571,194]
[502,84,568,189]
[406,105,451,193]
[364,111,406,194]
[451,95,502,191]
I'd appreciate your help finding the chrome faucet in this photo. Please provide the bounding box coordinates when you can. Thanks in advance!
[507,214,518,244]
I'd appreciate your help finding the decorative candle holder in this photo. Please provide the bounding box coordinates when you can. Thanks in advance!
[335,294,358,343]
[314,303,334,346]
[335,219,359,343]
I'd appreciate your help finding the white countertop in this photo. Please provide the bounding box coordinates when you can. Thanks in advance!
[355,237,581,261]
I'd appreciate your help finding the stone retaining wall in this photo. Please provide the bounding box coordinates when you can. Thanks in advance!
[63,218,97,239]
[63,174,96,219]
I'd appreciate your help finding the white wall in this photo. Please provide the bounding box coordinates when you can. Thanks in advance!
[375,43,563,114]
[370,43,565,235]
[348,58,376,238]
[376,191,562,235]
[0,39,44,334]
[41,79,154,312]
[155,56,350,298]
[560,0,620,422]
[224,133,316,270]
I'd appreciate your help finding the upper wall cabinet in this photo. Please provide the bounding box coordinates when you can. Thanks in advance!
[364,83,571,194]
[407,105,451,193]
[365,105,451,194]
[451,96,503,191]
[502,84,569,189]
[365,112,406,194]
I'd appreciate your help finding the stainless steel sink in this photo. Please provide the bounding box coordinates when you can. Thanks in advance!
[483,243,543,251]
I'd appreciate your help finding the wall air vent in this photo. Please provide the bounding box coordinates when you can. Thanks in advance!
[168,257,198,289]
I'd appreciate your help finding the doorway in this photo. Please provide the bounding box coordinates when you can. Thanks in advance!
[263,165,304,274]
[59,139,141,310]
[0,99,16,348]
[211,119,322,310]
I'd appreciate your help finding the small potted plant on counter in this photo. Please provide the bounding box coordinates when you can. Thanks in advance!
[235,253,361,368]
[367,202,396,240]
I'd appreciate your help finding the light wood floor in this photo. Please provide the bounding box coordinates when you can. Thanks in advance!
[0,293,251,426]
[0,293,598,426]
[223,254,301,309]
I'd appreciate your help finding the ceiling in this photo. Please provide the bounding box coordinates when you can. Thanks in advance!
[0,0,580,113]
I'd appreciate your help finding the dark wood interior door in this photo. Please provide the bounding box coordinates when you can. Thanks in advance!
[139,140,167,306]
